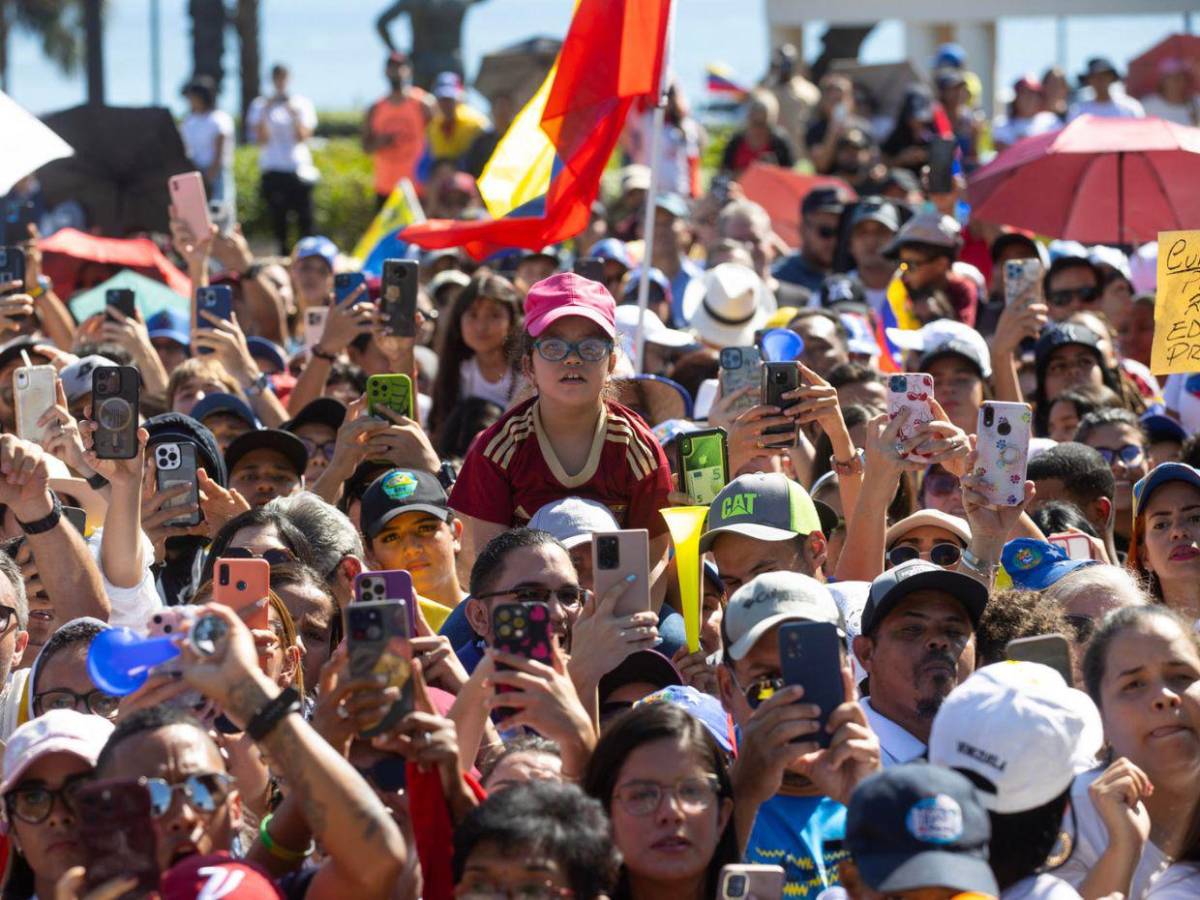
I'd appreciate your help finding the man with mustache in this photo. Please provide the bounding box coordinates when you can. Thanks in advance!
[853,559,987,766]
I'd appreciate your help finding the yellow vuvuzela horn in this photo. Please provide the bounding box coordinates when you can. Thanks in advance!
[660,505,708,653]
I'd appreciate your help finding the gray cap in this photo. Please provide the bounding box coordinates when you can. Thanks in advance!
[884,210,963,259]
[850,197,901,234]
[724,572,844,660]
[699,473,822,554]
[60,355,117,404]
[528,497,619,549]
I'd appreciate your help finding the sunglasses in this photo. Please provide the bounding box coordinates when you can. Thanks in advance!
[887,543,963,567]
[1094,444,1144,466]
[1047,286,1099,307]
[221,546,296,566]
[741,676,784,710]
[140,773,233,819]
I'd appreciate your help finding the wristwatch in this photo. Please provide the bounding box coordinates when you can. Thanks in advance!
[245,371,272,397]
[16,492,62,535]
[246,686,302,741]
[960,546,998,578]
[830,448,865,477]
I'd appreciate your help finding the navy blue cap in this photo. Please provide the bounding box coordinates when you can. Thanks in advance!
[1034,322,1103,375]
[847,763,997,896]
[224,428,309,480]
[1140,405,1187,445]
[802,185,851,217]
[1001,538,1097,590]
[1133,462,1200,520]
[599,649,682,707]
[283,397,347,434]
[189,392,259,430]
[361,468,451,539]
[246,337,287,373]
[144,412,226,486]
[864,559,988,635]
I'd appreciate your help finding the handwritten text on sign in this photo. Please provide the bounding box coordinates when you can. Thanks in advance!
[1152,231,1200,375]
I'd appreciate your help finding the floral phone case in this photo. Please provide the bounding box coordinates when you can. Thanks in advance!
[886,373,935,458]
[974,401,1032,507]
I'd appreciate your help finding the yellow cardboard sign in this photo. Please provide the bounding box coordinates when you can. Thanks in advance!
[1151,230,1200,375]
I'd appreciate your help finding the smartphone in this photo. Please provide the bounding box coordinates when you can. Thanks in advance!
[886,373,935,460]
[0,246,26,295]
[1007,633,1074,687]
[105,287,137,322]
[354,569,417,635]
[761,361,801,448]
[492,601,553,664]
[13,364,56,444]
[928,138,956,194]
[1048,532,1095,561]
[92,365,140,460]
[778,621,844,749]
[75,779,159,895]
[346,599,413,737]
[168,171,212,242]
[195,284,233,328]
[591,530,651,616]
[1004,257,1044,308]
[719,346,763,417]
[2,200,35,246]
[334,271,367,306]
[676,427,730,505]
[573,256,606,284]
[381,259,418,337]
[974,400,1032,507]
[154,442,202,527]
[303,306,329,352]
[63,506,87,536]
[367,373,415,420]
[719,864,785,900]
[213,557,270,631]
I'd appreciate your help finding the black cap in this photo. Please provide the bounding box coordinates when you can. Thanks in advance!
[0,337,47,373]
[598,650,682,707]
[817,273,866,309]
[361,468,450,540]
[145,412,227,487]
[990,231,1040,263]
[801,186,850,218]
[846,763,998,895]
[1080,57,1120,84]
[862,559,989,635]
[1034,322,1104,377]
[224,429,309,480]
[283,397,347,434]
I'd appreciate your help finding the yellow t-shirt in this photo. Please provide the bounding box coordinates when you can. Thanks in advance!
[427,103,490,162]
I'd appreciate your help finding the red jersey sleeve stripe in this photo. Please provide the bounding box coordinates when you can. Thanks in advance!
[606,425,654,480]
[606,414,658,478]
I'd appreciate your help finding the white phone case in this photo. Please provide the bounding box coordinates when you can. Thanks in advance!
[304,307,329,351]
[974,401,1032,507]
[886,373,935,459]
[14,365,57,444]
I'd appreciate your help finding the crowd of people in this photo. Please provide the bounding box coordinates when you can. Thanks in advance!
[0,30,1198,900]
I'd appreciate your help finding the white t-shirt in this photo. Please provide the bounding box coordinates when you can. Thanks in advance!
[459,357,516,410]
[1054,767,1171,900]
[246,94,319,179]
[992,112,1062,147]
[1146,863,1200,898]
[1163,374,1200,436]
[860,697,926,767]
[1003,874,1083,900]
[1068,94,1145,121]
[180,109,235,170]
[625,109,701,198]
[88,529,163,630]
[0,667,30,742]
[1141,95,1197,127]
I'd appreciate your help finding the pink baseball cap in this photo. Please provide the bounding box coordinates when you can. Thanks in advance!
[0,709,115,794]
[524,272,616,339]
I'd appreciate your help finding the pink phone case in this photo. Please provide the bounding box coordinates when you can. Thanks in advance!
[354,570,416,632]
[168,172,212,242]
[974,401,1032,507]
[886,373,935,458]
[1048,533,1094,561]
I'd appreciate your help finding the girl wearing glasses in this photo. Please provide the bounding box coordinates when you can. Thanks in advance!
[583,702,737,900]
[0,710,114,900]
[450,273,673,575]
[1076,409,1150,555]
[883,509,970,570]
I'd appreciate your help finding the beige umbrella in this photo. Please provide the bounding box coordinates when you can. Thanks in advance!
[0,90,74,195]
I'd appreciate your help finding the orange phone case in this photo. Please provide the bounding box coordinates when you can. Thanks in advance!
[212,558,270,631]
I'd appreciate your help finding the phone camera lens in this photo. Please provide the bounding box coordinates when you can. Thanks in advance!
[218,565,229,587]
[726,875,746,897]
[367,625,382,640]
[236,580,247,591]
[998,421,1012,436]
[983,408,994,428]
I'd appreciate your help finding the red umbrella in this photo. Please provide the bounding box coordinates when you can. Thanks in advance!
[1126,33,1200,99]
[38,228,191,300]
[966,115,1200,245]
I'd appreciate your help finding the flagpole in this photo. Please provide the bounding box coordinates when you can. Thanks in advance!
[632,0,675,375]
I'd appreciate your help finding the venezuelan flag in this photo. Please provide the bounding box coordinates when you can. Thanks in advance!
[402,0,672,260]
[705,63,748,99]
[874,276,921,373]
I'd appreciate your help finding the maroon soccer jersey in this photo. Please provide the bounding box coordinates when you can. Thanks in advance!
[449,397,672,536]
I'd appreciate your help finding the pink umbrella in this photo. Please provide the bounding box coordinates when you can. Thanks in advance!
[1126,33,1200,99]
[966,115,1200,245]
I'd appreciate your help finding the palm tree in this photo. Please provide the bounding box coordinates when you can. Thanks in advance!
[188,0,225,89]
[0,0,86,95]
[233,0,261,136]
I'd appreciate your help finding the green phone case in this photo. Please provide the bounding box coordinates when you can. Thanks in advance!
[367,374,415,420]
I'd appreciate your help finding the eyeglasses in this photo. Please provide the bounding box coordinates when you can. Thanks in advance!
[221,546,296,566]
[1047,286,1099,308]
[1046,354,1098,379]
[0,606,17,635]
[357,757,407,793]
[4,775,89,824]
[1065,614,1095,644]
[733,673,784,710]
[887,542,963,568]
[612,776,721,817]
[455,882,575,900]
[33,687,120,719]
[1094,444,1144,467]
[296,436,337,461]
[140,772,233,819]
[532,337,613,363]
[471,586,589,609]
